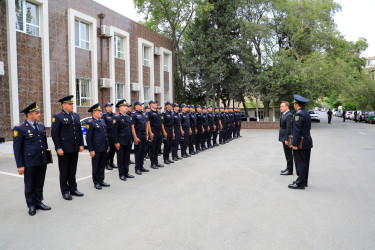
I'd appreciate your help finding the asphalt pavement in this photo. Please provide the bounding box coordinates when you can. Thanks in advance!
[0,112,375,249]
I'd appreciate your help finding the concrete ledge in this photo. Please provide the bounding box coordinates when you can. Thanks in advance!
[242,121,279,129]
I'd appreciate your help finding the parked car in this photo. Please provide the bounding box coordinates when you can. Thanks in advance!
[345,111,352,120]
[308,110,320,122]
[358,111,367,122]
[363,111,371,123]
[365,112,375,124]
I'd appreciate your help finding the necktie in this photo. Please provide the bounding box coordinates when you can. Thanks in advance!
[34,122,39,132]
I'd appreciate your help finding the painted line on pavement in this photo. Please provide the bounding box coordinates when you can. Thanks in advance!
[76,170,111,182]
[359,132,367,136]
[0,171,23,178]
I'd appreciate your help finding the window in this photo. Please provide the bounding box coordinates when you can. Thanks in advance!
[164,88,169,102]
[163,54,169,72]
[114,35,125,59]
[15,0,40,37]
[75,20,89,50]
[143,46,150,66]
[143,86,150,102]
[116,83,125,103]
[76,78,91,106]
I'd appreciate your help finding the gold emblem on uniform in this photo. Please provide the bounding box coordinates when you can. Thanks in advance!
[13,130,18,137]
[295,116,299,121]
[86,124,90,129]
[52,117,55,123]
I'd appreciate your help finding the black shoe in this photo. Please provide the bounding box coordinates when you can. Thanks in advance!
[172,157,178,161]
[36,202,51,210]
[110,163,118,168]
[186,154,191,157]
[129,160,135,164]
[190,152,196,155]
[177,156,183,160]
[280,168,288,173]
[100,182,110,187]
[70,190,84,197]
[151,164,158,169]
[288,183,305,189]
[182,155,188,158]
[28,206,36,216]
[141,168,149,172]
[135,170,142,175]
[145,156,150,159]
[164,160,170,165]
[158,153,162,156]
[106,165,113,170]
[95,184,102,190]
[156,163,164,168]
[120,175,127,181]
[280,170,293,175]
[167,159,174,163]
[126,174,134,178]
[63,193,73,200]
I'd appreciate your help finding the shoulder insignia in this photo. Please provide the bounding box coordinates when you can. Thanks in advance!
[297,110,301,113]
[86,124,89,129]
[295,116,299,121]
[13,130,18,137]
[52,117,55,123]
[16,123,24,127]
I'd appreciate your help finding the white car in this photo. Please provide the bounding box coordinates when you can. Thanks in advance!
[308,110,320,122]
[346,111,352,120]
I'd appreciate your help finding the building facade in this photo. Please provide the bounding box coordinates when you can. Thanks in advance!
[0,0,173,141]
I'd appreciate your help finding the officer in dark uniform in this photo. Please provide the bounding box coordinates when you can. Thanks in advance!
[207,106,214,148]
[172,103,182,161]
[127,104,135,165]
[13,102,51,216]
[86,103,110,189]
[219,107,226,144]
[102,102,117,170]
[229,108,235,140]
[162,101,174,164]
[195,105,203,152]
[147,100,164,169]
[144,105,151,159]
[225,108,231,142]
[201,107,208,150]
[113,99,134,181]
[131,101,150,175]
[180,104,192,158]
[189,105,197,155]
[157,106,163,156]
[52,95,84,200]
[236,108,242,137]
[288,95,313,190]
[213,107,220,146]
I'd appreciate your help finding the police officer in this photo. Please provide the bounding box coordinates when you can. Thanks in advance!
[219,107,226,144]
[157,106,163,156]
[213,107,220,146]
[201,107,209,150]
[236,108,242,137]
[207,106,214,148]
[13,102,51,216]
[195,105,204,152]
[189,105,197,155]
[172,103,182,161]
[86,104,110,189]
[127,104,135,165]
[113,99,134,181]
[229,108,235,140]
[225,108,231,143]
[144,105,151,159]
[52,95,84,200]
[180,104,192,158]
[162,101,174,164]
[102,102,117,170]
[147,100,164,169]
[288,95,313,190]
[131,101,150,175]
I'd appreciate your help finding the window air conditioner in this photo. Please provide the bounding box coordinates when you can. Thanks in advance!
[131,82,140,91]
[99,78,112,88]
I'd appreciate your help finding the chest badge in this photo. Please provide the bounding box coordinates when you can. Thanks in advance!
[295,116,299,121]
[13,130,18,137]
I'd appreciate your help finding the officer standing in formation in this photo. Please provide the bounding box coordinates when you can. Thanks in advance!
[102,102,117,170]
[207,106,214,148]
[147,100,164,169]
[288,95,313,190]
[113,100,134,181]
[13,102,51,216]
[52,95,85,200]
[213,107,220,146]
[201,107,209,150]
[172,103,182,161]
[188,105,197,155]
[162,101,174,165]
[180,104,192,158]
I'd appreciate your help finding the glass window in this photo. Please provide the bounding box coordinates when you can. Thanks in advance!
[114,35,125,59]
[76,78,91,106]
[163,54,169,72]
[116,83,125,103]
[15,0,39,37]
[164,88,169,102]
[143,86,150,102]
[143,46,150,67]
[75,20,89,50]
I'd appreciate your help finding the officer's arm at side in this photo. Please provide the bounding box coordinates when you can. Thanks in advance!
[13,127,25,168]
[86,121,94,152]
[51,115,62,151]
[292,114,303,146]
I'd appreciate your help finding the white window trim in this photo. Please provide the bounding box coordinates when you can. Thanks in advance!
[15,0,40,37]
[138,38,154,103]
[6,0,51,127]
[75,20,90,50]
[143,46,150,67]
[68,8,98,111]
[159,48,173,106]
[109,26,130,112]
[114,35,125,59]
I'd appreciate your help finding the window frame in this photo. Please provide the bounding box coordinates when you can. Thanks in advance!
[75,19,90,50]
[114,35,125,59]
[15,0,40,37]
[143,86,150,103]
[115,82,125,103]
[76,78,91,107]
[163,54,169,72]
[143,45,150,67]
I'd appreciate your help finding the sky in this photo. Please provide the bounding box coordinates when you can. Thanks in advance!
[94,0,375,58]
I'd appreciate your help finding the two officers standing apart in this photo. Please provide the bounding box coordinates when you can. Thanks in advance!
[279,95,313,190]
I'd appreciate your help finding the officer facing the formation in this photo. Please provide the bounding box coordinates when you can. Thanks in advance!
[86,104,110,190]
[52,95,84,201]
[102,102,117,170]
[172,103,182,161]
[180,104,192,158]
[162,101,174,165]
[201,107,209,150]
[188,105,197,155]
[288,94,313,190]
[207,106,214,148]
[147,100,164,169]
[113,100,134,181]
[213,107,220,146]
[13,102,51,216]
[131,101,150,175]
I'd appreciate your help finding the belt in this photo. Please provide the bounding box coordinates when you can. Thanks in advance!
[182,126,190,129]
[151,128,161,132]
[137,131,146,134]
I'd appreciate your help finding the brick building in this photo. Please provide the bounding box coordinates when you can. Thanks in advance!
[0,0,174,141]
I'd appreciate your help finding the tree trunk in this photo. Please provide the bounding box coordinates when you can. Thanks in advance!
[241,95,249,117]
[217,87,221,107]
[264,100,270,121]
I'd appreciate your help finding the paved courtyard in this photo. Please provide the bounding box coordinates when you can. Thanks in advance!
[0,113,375,249]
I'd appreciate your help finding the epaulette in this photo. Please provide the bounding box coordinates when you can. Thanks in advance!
[88,119,93,123]
[56,112,63,115]
[16,123,25,127]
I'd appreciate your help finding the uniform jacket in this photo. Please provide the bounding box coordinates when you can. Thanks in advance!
[148,109,163,131]
[86,118,109,152]
[102,112,115,136]
[202,113,208,127]
[292,108,313,149]
[172,111,181,131]
[181,112,190,128]
[112,113,131,146]
[131,110,148,132]
[279,110,293,142]
[13,120,48,168]
[51,111,84,153]
[162,110,174,129]
[207,113,214,128]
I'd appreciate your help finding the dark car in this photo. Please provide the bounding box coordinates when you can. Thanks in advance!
[365,112,375,124]
[359,111,369,122]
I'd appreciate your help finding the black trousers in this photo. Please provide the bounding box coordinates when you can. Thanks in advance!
[92,151,106,185]
[105,136,116,166]
[207,126,213,147]
[117,144,131,176]
[237,122,241,136]
[226,125,231,140]
[195,128,202,151]
[189,129,196,153]
[181,127,190,156]
[219,127,225,143]
[293,149,311,186]
[163,128,173,160]
[134,133,147,171]
[233,125,237,138]
[24,165,47,208]
[172,130,181,158]
[328,116,332,124]
[150,130,162,165]
[201,126,208,148]
[58,152,79,195]
[213,127,219,145]
[282,142,294,172]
